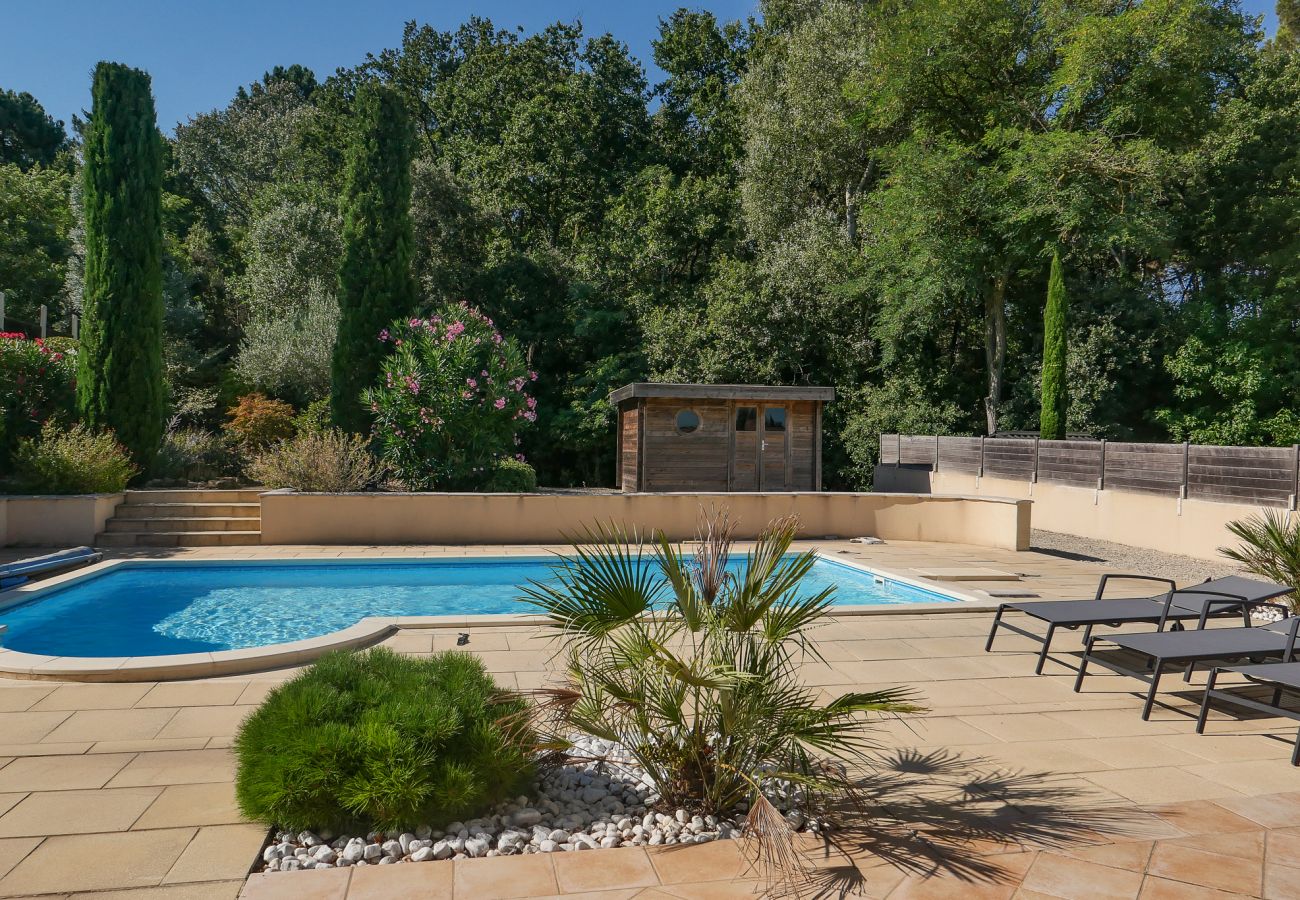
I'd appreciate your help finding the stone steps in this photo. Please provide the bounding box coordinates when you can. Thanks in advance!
[96,530,263,548]
[96,488,264,547]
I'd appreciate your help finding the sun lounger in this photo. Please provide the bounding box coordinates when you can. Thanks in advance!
[1074,615,1300,719]
[985,574,1293,674]
[0,546,102,591]
[1196,662,1300,765]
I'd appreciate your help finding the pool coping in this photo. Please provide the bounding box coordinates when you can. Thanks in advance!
[0,551,998,682]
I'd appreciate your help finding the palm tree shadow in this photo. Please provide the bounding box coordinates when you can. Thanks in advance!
[759,746,1151,899]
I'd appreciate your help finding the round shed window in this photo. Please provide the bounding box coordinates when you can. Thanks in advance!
[675,409,701,434]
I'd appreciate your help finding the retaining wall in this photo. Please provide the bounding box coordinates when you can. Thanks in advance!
[259,491,1032,551]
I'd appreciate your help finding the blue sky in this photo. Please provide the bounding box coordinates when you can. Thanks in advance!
[0,0,1278,134]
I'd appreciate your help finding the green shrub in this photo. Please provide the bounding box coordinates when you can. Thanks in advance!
[484,457,537,492]
[235,648,532,833]
[293,398,333,435]
[248,428,383,492]
[152,427,234,482]
[0,333,77,469]
[13,421,137,493]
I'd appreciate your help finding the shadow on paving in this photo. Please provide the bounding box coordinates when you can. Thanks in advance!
[763,746,1152,899]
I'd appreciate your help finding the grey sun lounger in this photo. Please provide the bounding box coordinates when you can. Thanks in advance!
[1197,662,1300,765]
[0,546,102,591]
[1074,615,1300,719]
[985,574,1293,674]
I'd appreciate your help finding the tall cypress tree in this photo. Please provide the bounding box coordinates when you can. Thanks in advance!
[77,62,165,471]
[1039,249,1069,440]
[331,83,417,432]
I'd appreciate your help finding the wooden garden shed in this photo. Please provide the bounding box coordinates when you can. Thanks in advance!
[610,383,834,493]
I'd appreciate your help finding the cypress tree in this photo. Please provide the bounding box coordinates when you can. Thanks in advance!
[77,62,165,472]
[331,83,417,432]
[1039,249,1068,440]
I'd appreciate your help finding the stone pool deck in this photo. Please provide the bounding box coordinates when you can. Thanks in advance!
[0,540,1297,898]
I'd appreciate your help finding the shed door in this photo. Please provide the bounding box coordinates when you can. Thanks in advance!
[732,405,759,491]
[760,405,789,491]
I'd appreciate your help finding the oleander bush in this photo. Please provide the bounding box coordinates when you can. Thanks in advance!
[365,304,537,490]
[235,648,533,833]
[13,421,137,493]
[248,427,384,492]
[0,332,77,470]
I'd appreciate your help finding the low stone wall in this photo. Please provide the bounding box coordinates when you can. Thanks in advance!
[875,467,1279,561]
[260,491,1031,550]
[0,494,124,547]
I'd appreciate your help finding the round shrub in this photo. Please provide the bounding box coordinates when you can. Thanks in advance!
[235,648,533,833]
[13,421,137,494]
[248,428,383,492]
[152,427,235,483]
[483,457,537,492]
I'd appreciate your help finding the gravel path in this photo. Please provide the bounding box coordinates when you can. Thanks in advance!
[1029,529,1242,586]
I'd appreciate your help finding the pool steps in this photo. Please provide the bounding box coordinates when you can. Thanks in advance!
[95,489,264,547]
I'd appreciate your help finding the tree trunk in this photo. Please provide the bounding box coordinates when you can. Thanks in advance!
[983,269,1009,435]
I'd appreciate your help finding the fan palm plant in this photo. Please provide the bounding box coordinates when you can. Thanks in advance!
[1222,510,1300,612]
[520,513,922,843]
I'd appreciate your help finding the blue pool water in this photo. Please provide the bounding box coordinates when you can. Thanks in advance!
[0,557,958,657]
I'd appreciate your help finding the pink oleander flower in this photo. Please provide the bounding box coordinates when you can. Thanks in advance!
[467,377,478,388]
[492,334,503,345]
[462,391,473,399]
[524,410,537,422]
[529,370,538,381]
[378,328,390,341]
[494,398,507,410]
[515,453,526,462]
[409,318,420,327]
[526,396,537,409]
[480,369,489,377]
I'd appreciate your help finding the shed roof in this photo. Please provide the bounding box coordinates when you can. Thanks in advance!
[609,383,835,404]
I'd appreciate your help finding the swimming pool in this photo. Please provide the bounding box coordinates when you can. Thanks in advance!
[0,556,960,658]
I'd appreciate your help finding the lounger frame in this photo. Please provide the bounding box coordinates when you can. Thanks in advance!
[1197,665,1300,766]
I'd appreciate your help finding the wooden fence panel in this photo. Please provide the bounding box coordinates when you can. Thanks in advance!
[982,438,1035,480]
[937,436,983,473]
[1187,445,1297,508]
[899,435,938,466]
[1104,442,1186,496]
[879,434,900,465]
[1037,440,1103,487]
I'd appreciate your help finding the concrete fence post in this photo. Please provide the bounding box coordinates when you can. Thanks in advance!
[978,436,986,478]
[0,291,5,331]
[1097,439,1107,491]
[1182,442,1191,500]
[39,304,47,339]
[1032,438,1040,483]
[1291,444,1299,511]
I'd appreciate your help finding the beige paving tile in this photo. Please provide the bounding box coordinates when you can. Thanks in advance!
[68,882,243,900]
[553,846,659,893]
[0,753,136,792]
[91,738,212,755]
[43,708,178,744]
[647,841,747,884]
[0,711,72,743]
[0,687,55,712]
[30,684,153,711]
[0,836,41,881]
[238,868,350,900]
[0,795,22,820]
[957,713,1092,743]
[136,682,249,708]
[235,683,278,706]
[1019,852,1144,899]
[0,742,93,757]
[453,852,557,898]
[348,860,453,900]
[1184,760,1300,796]
[107,749,234,787]
[1215,792,1300,829]
[1085,768,1243,805]
[0,827,195,894]
[134,782,245,830]
[0,787,162,837]
[154,706,255,741]
[1147,841,1263,895]
[163,823,267,884]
